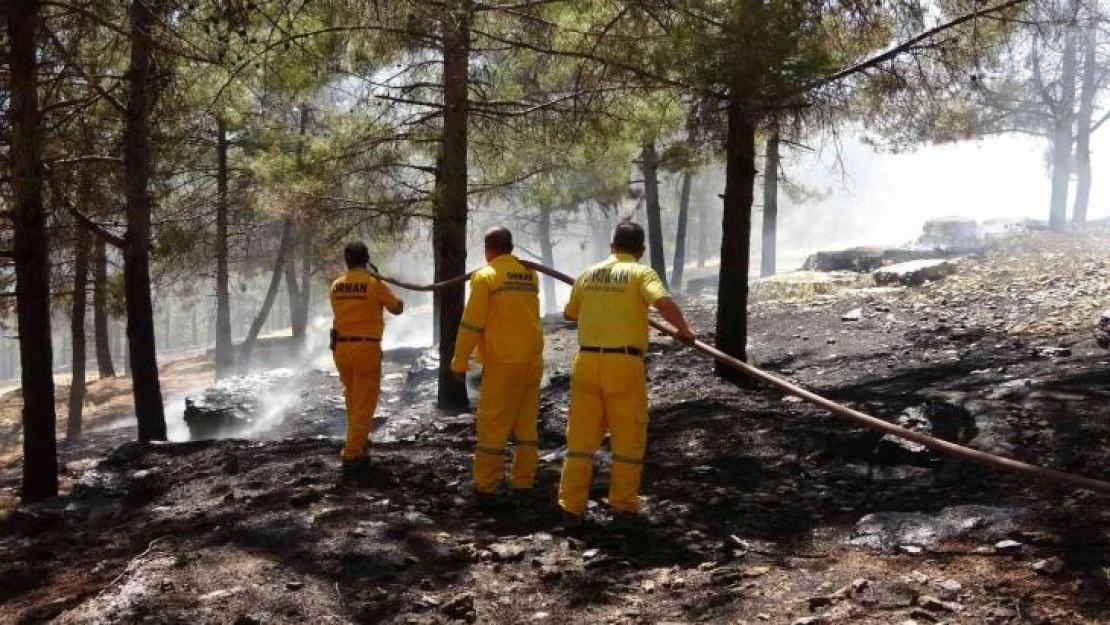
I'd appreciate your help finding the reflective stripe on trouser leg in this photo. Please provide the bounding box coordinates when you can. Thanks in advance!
[559,353,608,515]
[337,343,383,460]
[509,361,543,490]
[474,362,534,493]
[473,443,506,494]
[603,356,648,512]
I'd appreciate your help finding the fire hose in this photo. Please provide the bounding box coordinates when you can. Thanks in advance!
[372,262,1110,496]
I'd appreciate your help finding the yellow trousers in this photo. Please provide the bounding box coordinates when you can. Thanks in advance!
[474,360,543,493]
[558,352,648,514]
[333,342,383,460]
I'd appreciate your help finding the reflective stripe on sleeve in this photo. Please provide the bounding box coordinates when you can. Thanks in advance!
[459,321,485,334]
[490,285,540,296]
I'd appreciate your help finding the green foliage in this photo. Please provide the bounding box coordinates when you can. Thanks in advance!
[9,0,1045,330]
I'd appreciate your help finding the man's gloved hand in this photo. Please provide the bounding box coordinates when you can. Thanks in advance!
[329,328,337,352]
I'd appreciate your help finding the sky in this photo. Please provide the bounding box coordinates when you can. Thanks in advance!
[770,130,1110,269]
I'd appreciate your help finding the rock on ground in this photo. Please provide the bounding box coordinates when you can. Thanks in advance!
[873,259,958,287]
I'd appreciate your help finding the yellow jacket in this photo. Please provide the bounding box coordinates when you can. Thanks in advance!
[329,269,400,339]
[451,254,544,371]
[564,253,669,353]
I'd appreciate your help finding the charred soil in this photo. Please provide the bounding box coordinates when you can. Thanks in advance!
[2,231,1110,624]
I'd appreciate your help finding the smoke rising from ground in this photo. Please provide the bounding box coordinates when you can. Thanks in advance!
[762,133,1110,271]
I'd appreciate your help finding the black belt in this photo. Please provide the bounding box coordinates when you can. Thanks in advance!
[579,345,643,357]
[335,336,381,343]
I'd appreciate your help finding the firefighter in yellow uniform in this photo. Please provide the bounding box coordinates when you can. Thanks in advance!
[451,228,544,506]
[330,242,403,482]
[558,220,694,524]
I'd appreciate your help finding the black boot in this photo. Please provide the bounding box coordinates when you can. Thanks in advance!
[556,509,586,532]
[609,510,645,532]
[340,456,371,485]
[510,488,541,509]
[473,491,506,514]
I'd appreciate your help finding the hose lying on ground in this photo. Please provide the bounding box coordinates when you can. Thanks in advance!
[373,261,1110,496]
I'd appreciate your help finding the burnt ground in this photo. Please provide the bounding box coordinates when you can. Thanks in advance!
[2,230,1110,624]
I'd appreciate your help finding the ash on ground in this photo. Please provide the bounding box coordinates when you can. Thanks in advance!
[3,229,1110,624]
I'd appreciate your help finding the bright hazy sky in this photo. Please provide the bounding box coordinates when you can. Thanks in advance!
[774,131,1109,268]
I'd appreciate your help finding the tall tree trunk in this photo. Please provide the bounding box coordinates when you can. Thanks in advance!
[285,228,311,351]
[537,206,558,316]
[760,129,781,278]
[1049,25,1078,230]
[284,251,302,338]
[190,306,198,347]
[215,117,233,375]
[123,0,167,441]
[284,107,312,353]
[8,0,59,502]
[672,171,693,291]
[241,218,294,365]
[697,188,708,268]
[116,320,128,374]
[68,227,90,440]
[641,143,669,288]
[300,238,311,335]
[434,0,471,410]
[162,300,172,351]
[715,97,757,383]
[93,238,116,378]
[1072,26,1096,226]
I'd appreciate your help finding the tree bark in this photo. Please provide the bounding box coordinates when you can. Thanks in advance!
[163,298,172,351]
[8,0,59,502]
[285,227,311,351]
[241,218,294,366]
[715,98,757,383]
[760,129,780,278]
[1072,26,1096,226]
[215,117,233,375]
[282,107,313,353]
[672,171,693,291]
[123,0,167,441]
[300,237,311,335]
[641,143,669,288]
[697,188,708,268]
[433,0,471,410]
[537,206,559,315]
[93,238,116,378]
[1048,24,1078,230]
[68,217,91,441]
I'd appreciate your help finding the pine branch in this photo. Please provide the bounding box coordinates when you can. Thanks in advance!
[470,27,713,97]
[69,207,126,249]
[812,0,1028,88]
[41,1,220,65]
[474,0,564,11]
[49,155,125,166]
[42,25,127,113]
[1092,109,1110,132]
